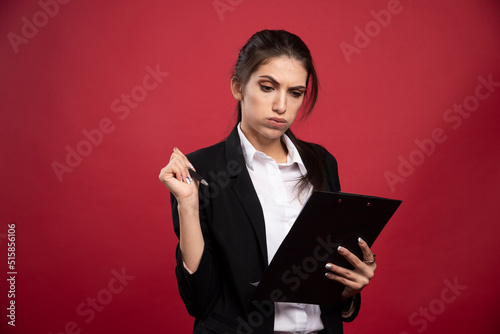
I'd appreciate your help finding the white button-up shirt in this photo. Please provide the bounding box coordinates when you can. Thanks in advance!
[238,124,324,333]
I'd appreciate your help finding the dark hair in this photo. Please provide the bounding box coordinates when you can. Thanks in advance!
[232,29,326,191]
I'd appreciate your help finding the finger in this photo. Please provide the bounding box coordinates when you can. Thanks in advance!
[325,261,371,289]
[174,148,195,171]
[159,166,168,183]
[338,245,376,279]
[170,148,183,162]
[170,148,195,182]
[169,163,185,183]
[337,246,364,268]
[325,262,364,280]
[325,263,355,279]
[164,157,188,183]
[358,238,375,263]
[173,147,195,169]
[176,162,194,184]
[325,269,369,289]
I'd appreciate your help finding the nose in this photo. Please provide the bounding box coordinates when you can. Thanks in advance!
[272,91,287,114]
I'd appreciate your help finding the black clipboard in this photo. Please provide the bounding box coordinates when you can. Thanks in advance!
[251,191,402,305]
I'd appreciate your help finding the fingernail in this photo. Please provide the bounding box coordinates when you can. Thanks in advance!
[325,272,331,278]
[186,176,192,185]
[337,246,345,254]
[358,237,365,244]
[325,263,333,270]
[188,163,194,169]
[173,147,178,151]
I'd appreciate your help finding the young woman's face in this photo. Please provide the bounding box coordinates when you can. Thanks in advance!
[234,56,308,146]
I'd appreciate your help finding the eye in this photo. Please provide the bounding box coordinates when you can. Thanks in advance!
[290,90,305,98]
[258,82,273,92]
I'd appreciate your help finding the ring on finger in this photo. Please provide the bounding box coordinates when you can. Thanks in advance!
[363,254,376,264]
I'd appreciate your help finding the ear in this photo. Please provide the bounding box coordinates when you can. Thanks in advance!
[231,77,243,101]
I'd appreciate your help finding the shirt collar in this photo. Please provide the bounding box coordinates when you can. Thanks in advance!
[237,123,307,175]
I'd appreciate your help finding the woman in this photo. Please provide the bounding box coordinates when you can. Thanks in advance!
[159,29,376,334]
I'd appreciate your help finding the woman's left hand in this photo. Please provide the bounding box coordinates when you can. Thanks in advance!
[324,238,376,301]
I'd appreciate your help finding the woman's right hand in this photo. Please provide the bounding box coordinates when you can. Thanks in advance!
[159,147,199,205]
[160,147,204,273]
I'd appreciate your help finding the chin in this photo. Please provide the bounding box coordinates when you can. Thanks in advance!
[262,127,287,139]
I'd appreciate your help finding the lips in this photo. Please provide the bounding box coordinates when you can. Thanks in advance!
[266,117,287,129]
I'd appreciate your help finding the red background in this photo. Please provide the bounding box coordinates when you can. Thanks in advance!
[1,0,500,333]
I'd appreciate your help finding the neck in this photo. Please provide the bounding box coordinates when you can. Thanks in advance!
[256,138,288,164]
[242,129,288,163]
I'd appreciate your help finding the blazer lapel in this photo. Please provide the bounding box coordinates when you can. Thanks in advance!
[225,126,269,265]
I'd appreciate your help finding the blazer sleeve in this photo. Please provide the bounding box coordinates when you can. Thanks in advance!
[171,191,222,319]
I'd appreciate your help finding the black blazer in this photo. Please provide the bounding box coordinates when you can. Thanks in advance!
[171,126,360,334]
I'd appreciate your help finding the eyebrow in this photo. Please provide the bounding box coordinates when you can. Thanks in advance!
[258,75,306,90]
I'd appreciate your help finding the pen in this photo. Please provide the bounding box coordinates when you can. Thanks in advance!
[188,168,209,186]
